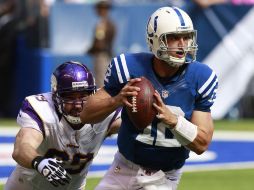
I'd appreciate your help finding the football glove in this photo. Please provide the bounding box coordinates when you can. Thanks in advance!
[32,156,71,187]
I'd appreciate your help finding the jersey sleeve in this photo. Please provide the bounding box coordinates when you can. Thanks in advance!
[17,99,45,137]
[92,107,122,134]
[104,54,131,96]
[194,65,218,112]
[107,107,122,129]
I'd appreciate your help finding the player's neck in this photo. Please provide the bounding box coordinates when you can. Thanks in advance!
[153,58,179,78]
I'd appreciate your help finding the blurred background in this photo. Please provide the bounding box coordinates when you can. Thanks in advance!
[0,0,254,119]
[1,0,254,189]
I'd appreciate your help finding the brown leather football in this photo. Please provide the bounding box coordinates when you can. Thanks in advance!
[126,77,157,130]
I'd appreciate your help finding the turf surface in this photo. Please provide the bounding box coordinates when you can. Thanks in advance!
[1,119,254,189]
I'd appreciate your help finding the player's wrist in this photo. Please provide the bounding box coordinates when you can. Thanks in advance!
[170,115,198,145]
[31,156,44,170]
[168,114,178,128]
[31,157,72,187]
[109,94,122,107]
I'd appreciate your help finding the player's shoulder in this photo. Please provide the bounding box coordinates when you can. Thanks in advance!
[186,61,217,81]
[114,52,153,67]
[187,61,214,75]
[25,93,54,109]
[26,93,52,103]
[112,52,154,76]
[24,92,58,123]
[122,52,153,60]
[186,61,218,94]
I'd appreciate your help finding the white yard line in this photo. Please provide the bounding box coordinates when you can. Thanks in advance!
[213,131,254,141]
[0,127,19,136]
[1,127,254,140]
[183,161,254,172]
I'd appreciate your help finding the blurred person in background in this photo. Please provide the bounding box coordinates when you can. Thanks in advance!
[87,0,116,88]
[24,0,52,48]
[5,61,121,190]
[193,0,228,8]
[0,0,18,117]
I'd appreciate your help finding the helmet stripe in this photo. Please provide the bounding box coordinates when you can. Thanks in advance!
[172,7,185,26]
[153,16,158,33]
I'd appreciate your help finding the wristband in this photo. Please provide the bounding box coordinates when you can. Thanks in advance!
[31,156,44,170]
[170,115,198,146]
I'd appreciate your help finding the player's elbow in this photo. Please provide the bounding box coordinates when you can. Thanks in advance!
[193,141,209,155]
[12,148,20,162]
[194,147,206,155]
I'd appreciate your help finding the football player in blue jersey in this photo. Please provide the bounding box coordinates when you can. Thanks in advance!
[81,6,218,190]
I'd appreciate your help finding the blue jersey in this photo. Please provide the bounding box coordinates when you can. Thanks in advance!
[104,52,218,171]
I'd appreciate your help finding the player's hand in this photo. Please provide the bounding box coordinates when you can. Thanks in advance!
[153,90,178,128]
[32,156,71,187]
[114,78,141,107]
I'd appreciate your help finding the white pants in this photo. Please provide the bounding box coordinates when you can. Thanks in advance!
[95,151,183,190]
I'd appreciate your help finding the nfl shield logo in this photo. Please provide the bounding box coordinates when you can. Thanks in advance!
[161,90,169,98]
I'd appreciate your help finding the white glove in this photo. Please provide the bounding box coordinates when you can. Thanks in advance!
[32,156,71,187]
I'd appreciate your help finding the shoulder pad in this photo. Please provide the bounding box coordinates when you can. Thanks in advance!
[26,94,59,124]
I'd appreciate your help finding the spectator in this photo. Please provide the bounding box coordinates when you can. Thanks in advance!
[25,0,51,48]
[87,0,116,88]
[0,0,18,117]
[231,0,254,4]
[193,0,227,8]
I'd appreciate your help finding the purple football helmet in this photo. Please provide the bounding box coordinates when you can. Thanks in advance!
[51,61,96,125]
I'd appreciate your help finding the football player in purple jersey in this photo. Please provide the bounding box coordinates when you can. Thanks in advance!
[5,61,121,190]
[81,6,218,190]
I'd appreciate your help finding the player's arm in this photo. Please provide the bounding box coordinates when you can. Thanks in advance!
[81,88,118,124]
[153,91,213,155]
[12,127,43,168]
[187,110,214,154]
[80,78,140,124]
[13,126,71,186]
[15,98,71,186]
[169,110,214,154]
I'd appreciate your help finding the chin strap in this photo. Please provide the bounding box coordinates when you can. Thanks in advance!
[64,115,82,125]
[157,53,186,68]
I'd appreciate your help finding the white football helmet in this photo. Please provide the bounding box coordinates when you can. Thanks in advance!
[146,6,198,67]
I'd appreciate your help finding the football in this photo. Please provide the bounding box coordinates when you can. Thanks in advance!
[126,77,157,130]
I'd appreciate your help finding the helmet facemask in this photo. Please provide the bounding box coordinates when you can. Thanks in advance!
[53,91,92,125]
[157,31,198,67]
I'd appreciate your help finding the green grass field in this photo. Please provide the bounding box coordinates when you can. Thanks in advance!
[83,169,254,190]
[1,169,254,190]
[1,119,254,190]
